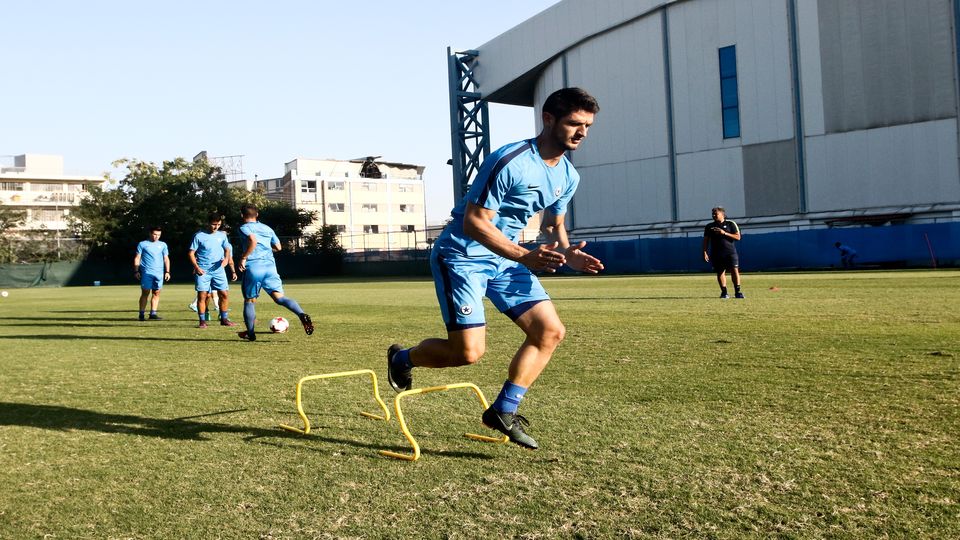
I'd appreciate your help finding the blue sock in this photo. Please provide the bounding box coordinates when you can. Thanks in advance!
[219,310,229,320]
[275,296,304,316]
[392,348,414,370]
[198,313,205,323]
[149,310,157,316]
[139,311,145,317]
[243,302,256,333]
[492,381,527,414]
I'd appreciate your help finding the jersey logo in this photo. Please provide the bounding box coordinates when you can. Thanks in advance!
[459,304,473,316]
[554,187,562,197]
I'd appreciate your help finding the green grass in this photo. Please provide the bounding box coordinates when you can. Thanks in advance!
[1,271,958,539]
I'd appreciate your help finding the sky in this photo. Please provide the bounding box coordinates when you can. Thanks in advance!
[0,0,561,223]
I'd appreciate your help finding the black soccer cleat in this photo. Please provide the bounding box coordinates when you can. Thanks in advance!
[386,343,412,393]
[148,314,163,320]
[237,330,256,342]
[735,292,745,299]
[482,407,539,450]
[299,313,314,335]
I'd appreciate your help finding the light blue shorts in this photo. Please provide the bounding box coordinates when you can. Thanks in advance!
[430,248,549,331]
[195,266,229,292]
[140,272,163,291]
[242,261,283,299]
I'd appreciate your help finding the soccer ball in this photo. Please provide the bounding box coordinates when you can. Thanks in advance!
[269,316,289,333]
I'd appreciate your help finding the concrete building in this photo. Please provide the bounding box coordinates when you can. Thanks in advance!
[0,154,106,232]
[457,0,960,269]
[254,157,428,252]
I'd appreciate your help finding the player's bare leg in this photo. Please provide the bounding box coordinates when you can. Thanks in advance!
[482,301,565,449]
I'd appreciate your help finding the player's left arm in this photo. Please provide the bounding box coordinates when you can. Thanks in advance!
[726,221,742,241]
[223,245,238,281]
[541,211,604,274]
[163,254,171,281]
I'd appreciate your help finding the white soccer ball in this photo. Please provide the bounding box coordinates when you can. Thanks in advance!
[0,290,7,297]
[269,316,289,333]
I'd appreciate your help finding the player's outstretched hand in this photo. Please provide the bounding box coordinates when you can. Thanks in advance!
[565,241,604,274]
[519,241,566,272]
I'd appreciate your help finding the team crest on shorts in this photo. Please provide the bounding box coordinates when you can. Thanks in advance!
[459,304,473,315]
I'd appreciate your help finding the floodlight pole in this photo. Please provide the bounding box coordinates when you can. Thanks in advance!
[447,48,491,203]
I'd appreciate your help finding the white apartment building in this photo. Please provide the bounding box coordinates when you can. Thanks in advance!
[254,157,427,252]
[0,154,106,232]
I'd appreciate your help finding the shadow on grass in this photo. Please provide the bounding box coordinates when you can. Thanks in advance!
[555,296,702,301]
[0,402,495,460]
[0,334,229,342]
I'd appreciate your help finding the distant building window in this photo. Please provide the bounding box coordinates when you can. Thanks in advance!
[361,203,378,212]
[401,225,416,232]
[719,45,740,139]
[327,181,345,191]
[363,225,379,234]
[361,182,377,191]
[328,203,345,212]
[34,209,65,221]
[1,182,24,191]
[399,204,415,213]
[50,192,75,203]
[36,183,64,192]
[397,184,415,193]
[301,181,317,193]
[335,225,346,233]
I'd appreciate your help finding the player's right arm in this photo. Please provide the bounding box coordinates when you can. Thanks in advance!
[463,202,565,272]
[238,233,257,272]
[702,236,710,262]
[133,251,142,279]
[188,250,203,275]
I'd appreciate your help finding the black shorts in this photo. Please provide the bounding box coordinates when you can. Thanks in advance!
[711,253,739,272]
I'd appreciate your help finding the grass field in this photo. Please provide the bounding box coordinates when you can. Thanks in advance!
[1,271,958,539]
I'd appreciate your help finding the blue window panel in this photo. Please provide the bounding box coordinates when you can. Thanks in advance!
[719,46,737,78]
[722,108,741,138]
[721,77,739,107]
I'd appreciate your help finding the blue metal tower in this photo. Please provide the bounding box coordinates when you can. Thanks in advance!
[447,47,490,203]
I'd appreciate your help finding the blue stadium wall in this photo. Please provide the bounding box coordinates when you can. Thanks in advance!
[585,223,958,273]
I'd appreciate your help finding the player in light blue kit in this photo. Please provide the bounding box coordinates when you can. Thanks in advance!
[133,226,170,321]
[387,88,603,449]
[235,204,313,341]
[188,212,238,328]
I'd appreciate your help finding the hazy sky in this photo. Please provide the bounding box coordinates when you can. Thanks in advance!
[1,1,561,222]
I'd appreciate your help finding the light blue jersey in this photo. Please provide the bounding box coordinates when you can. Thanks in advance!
[239,221,279,263]
[439,138,579,258]
[136,240,168,277]
[190,230,231,271]
[430,138,580,330]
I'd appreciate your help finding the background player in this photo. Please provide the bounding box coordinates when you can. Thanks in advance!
[236,204,313,341]
[387,87,603,450]
[133,226,170,320]
[188,212,238,328]
[702,206,743,298]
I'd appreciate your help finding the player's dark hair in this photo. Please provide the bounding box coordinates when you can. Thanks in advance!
[240,204,259,219]
[149,225,162,232]
[207,211,223,223]
[542,87,600,119]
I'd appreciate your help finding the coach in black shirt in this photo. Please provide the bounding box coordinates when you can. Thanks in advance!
[702,206,743,299]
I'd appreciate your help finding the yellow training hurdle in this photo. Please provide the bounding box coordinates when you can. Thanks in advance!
[279,369,390,434]
[379,382,508,461]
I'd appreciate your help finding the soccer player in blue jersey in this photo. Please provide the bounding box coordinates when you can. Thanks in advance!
[235,204,313,341]
[387,87,603,450]
[188,212,238,328]
[133,226,170,321]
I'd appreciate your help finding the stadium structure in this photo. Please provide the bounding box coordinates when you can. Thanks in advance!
[449,0,960,271]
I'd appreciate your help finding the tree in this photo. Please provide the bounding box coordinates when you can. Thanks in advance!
[302,225,346,256]
[0,203,26,263]
[70,157,315,263]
